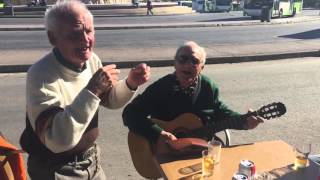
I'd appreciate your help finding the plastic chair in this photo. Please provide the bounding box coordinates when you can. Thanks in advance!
[213,129,231,147]
[0,132,27,180]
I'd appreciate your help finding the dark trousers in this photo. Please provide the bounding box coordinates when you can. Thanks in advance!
[27,145,106,180]
[147,8,153,15]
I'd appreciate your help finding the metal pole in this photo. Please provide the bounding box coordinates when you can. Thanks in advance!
[3,0,14,16]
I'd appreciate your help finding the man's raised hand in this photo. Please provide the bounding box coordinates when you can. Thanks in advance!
[86,64,120,97]
[126,63,151,90]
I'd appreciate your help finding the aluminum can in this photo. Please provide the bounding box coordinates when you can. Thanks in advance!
[239,160,256,180]
[232,173,249,180]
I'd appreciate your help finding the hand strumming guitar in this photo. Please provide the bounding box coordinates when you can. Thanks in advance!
[160,130,177,141]
[159,131,207,156]
[155,131,177,154]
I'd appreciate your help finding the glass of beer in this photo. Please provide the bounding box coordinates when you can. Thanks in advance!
[294,143,311,170]
[202,150,214,178]
[208,139,222,164]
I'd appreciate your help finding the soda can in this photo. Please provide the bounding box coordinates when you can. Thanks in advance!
[239,160,256,180]
[232,172,249,180]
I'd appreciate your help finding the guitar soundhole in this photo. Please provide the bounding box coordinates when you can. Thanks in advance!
[173,127,191,138]
[173,129,190,138]
[175,131,188,138]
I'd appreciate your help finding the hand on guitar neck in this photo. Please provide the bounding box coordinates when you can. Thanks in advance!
[243,102,287,129]
[244,109,264,129]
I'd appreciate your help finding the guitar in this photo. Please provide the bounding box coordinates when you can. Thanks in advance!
[127,102,286,179]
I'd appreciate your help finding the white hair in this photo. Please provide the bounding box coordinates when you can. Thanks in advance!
[175,41,207,65]
[44,0,93,32]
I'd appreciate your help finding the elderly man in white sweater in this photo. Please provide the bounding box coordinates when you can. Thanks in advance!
[19,1,150,179]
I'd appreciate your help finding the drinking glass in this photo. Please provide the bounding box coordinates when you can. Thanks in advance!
[294,143,311,170]
[208,139,222,164]
[202,150,214,178]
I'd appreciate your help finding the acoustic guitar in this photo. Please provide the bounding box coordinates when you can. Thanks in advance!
[127,102,286,179]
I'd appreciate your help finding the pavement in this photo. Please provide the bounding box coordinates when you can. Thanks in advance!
[0,4,319,73]
[0,2,193,17]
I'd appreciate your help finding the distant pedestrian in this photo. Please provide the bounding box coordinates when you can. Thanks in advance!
[146,0,153,16]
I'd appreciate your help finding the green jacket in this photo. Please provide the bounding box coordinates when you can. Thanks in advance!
[123,73,247,143]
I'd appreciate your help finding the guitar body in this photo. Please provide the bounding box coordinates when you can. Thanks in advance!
[128,131,162,179]
[127,113,206,179]
[152,113,203,133]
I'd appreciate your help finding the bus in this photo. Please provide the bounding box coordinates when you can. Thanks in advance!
[215,0,233,12]
[243,0,303,19]
[202,0,233,12]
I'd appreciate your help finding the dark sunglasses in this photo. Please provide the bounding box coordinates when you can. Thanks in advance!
[177,55,201,65]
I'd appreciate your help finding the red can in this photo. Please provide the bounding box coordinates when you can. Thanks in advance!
[239,160,256,180]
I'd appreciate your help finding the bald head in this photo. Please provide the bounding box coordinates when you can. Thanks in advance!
[175,41,207,65]
[45,0,93,33]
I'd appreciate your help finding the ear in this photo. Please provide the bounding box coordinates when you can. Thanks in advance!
[201,65,204,70]
[47,31,56,46]
[174,61,178,69]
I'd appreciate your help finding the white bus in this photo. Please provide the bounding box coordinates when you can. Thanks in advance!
[243,0,303,19]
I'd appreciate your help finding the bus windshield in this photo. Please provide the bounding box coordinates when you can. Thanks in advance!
[216,0,232,5]
[244,0,263,8]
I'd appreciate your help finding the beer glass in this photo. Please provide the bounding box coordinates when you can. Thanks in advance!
[294,143,311,169]
[208,139,222,164]
[202,150,214,177]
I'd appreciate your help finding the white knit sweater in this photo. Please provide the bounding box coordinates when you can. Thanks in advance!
[26,51,135,153]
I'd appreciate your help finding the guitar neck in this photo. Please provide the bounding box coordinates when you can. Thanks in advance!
[208,102,286,133]
[210,116,248,134]
[243,111,259,119]
[193,116,248,139]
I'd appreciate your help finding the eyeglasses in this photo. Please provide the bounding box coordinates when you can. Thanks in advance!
[177,55,201,65]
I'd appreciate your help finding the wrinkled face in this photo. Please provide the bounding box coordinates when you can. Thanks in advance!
[174,45,204,88]
[48,7,95,68]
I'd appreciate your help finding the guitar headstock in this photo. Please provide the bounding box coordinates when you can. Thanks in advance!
[257,102,286,120]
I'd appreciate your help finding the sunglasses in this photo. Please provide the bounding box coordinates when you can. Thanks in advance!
[177,55,201,65]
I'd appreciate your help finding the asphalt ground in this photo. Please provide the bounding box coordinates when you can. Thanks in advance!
[0,5,319,73]
[0,5,319,179]
[1,57,320,179]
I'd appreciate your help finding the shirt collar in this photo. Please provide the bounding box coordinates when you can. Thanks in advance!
[53,48,87,73]
[172,72,200,96]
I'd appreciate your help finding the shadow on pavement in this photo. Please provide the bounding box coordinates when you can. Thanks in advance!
[279,29,320,39]
[198,16,252,22]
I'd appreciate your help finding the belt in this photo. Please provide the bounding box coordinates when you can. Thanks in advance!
[44,144,97,165]
[73,144,97,162]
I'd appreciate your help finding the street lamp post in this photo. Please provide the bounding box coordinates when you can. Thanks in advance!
[3,0,14,16]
